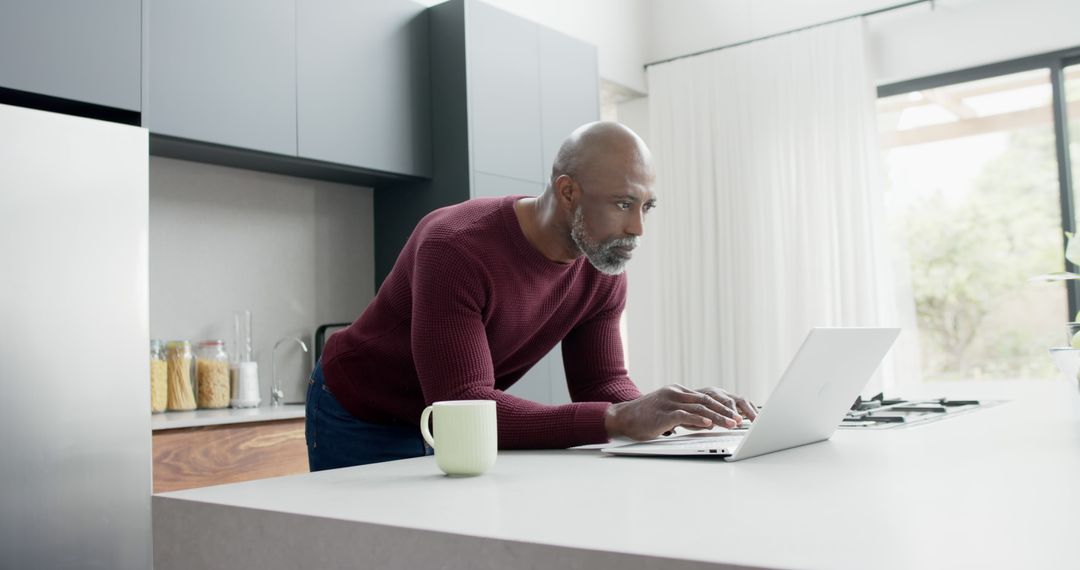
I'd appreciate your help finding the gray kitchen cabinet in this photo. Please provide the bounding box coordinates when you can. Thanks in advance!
[379,0,599,274]
[0,0,140,110]
[467,12,597,405]
[472,171,569,405]
[505,353,551,404]
[467,0,543,185]
[505,348,569,406]
[145,0,297,156]
[472,170,541,200]
[375,0,600,404]
[297,0,431,177]
[539,27,600,183]
[550,352,570,404]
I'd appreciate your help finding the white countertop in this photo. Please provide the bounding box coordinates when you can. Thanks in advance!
[150,404,305,431]
[153,380,1080,569]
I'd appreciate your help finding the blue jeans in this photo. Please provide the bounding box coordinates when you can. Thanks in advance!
[305,362,433,472]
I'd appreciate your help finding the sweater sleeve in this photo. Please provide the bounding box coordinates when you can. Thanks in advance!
[410,238,611,449]
[560,276,643,404]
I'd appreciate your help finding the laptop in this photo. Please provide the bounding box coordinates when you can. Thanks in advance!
[603,327,900,461]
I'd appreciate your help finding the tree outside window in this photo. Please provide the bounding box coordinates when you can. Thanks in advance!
[878,69,1067,382]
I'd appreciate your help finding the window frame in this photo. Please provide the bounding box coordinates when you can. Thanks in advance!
[878,46,1080,320]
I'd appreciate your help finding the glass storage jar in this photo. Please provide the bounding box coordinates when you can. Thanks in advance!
[195,340,230,409]
[150,340,167,413]
[165,340,196,411]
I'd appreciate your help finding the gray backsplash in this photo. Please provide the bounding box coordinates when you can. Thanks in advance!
[149,156,374,405]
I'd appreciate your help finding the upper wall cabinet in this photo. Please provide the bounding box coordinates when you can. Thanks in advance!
[297,0,431,178]
[467,1,543,185]
[145,0,297,156]
[374,0,600,291]
[465,1,598,190]
[0,0,141,110]
[539,28,599,185]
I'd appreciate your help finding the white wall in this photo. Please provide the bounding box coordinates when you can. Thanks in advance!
[416,0,1078,94]
[646,0,901,69]
[149,157,375,405]
[868,0,1080,84]
[646,0,1080,87]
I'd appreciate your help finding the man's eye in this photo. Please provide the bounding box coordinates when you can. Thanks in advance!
[617,202,632,210]
[644,203,656,212]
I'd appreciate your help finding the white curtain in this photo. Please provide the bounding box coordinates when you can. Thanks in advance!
[639,18,915,403]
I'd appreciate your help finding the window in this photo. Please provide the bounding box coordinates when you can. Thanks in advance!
[878,64,1074,383]
[1069,64,1080,209]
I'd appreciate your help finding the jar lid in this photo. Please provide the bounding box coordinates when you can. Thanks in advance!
[150,339,163,349]
[197,340,225,347]
[166,340,191,349]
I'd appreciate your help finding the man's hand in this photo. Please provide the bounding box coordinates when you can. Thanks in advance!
[604,384,759,441]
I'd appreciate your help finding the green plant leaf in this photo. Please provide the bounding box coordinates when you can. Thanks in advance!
[1028,272,1080,282]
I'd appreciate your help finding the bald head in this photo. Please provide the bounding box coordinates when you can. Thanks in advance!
[525,121,656,275]
[550,121,654,190]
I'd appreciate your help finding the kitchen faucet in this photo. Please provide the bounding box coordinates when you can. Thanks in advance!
[271,336,309,406]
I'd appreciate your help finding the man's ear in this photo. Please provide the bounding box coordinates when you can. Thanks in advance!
[554,175,578,210]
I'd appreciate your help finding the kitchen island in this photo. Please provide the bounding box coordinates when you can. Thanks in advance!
[153,381,1080,569]
[152,404,306,431]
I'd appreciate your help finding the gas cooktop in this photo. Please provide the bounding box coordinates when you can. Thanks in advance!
[839,393,1002,429]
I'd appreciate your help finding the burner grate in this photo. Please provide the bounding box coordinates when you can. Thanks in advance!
[840,394,1001,429]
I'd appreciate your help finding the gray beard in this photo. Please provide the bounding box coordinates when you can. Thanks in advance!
[570,207,638,276]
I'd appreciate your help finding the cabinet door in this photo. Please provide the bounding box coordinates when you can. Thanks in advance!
[505,353,552,404]
[473,171,565,405]
[472,170,541,200]
[467,0,543,184]
[152,419,307,493]
[145,0,296,155]
[539,27,599,179]
[297,0,431,176]
[548,343,570,404]
[0,0,140,110]
[503,348,568,405]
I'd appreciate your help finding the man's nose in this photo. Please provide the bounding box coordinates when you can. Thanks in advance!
[625,208,645,238]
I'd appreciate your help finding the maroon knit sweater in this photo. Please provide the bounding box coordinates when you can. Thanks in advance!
[321,195,642,449]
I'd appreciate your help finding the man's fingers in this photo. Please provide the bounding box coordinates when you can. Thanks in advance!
[669,386,742,421]
[692,390,743,423]
[671,409,713,429]
[683,403,737,428]
[736,398,759,420]
[661,385,749,426]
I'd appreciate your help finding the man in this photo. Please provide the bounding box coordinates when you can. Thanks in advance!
[306,121,757,471]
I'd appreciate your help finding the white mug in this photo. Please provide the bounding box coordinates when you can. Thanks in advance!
[420,400,497,476]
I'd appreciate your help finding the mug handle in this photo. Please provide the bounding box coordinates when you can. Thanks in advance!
[420,405,435,448]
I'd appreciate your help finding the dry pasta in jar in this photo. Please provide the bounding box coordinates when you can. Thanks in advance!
[150,339,167,413]
[166,341,196,411]
[195,340,230,409]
